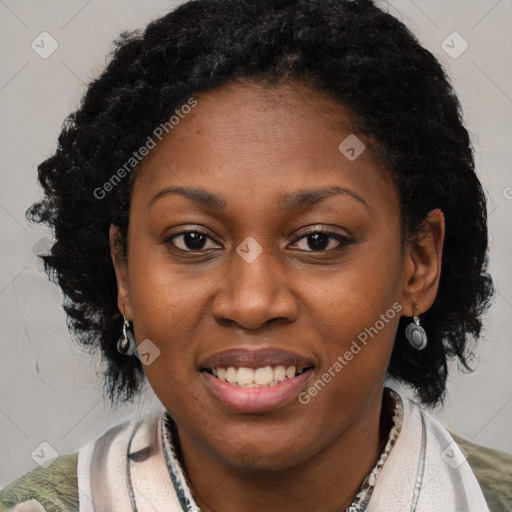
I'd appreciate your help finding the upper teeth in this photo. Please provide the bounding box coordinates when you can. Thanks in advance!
[212,365,300,387]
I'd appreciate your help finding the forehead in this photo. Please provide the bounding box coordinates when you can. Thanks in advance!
[132,80,397,217]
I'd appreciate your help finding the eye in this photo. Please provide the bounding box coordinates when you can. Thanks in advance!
[166,230,222,252]
[289,228,352,252]
[165,227,351,253]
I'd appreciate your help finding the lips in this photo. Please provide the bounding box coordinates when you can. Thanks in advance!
[198,347,315,373]
[198,347,315,413]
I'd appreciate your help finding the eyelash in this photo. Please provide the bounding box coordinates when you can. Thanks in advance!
[165,227,352,253]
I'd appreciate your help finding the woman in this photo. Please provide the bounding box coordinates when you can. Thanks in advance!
[2,0,511,510]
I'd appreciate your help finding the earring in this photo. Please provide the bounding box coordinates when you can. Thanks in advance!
[405,306,427,350]
[117,317,136,356]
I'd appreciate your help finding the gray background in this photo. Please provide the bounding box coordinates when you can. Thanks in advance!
[1,0,511,487]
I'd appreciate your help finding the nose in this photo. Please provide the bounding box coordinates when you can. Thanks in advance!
[211,243,298,331]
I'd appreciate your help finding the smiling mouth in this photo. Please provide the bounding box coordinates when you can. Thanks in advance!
[200,365,313,388]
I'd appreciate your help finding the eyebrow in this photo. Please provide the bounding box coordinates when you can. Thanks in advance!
[148,185,370,211]
[280,185,370,210]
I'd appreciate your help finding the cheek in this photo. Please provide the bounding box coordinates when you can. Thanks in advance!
[128,226,209,324]
[299,241,403,390]
[299,294,399,428]
[126,251,210,385]
[304,237,403,331]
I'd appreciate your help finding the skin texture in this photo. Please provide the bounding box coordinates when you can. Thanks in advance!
[110,81,445,512]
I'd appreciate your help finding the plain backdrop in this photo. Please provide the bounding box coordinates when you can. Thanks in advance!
[0,0,511,487]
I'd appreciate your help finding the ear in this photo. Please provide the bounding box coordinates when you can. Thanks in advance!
[401,209,445,316]
[109,224,133,320]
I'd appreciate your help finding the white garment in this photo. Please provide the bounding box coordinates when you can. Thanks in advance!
[76,392,490,512]
[77,412,186,512]
[366,396,489,512]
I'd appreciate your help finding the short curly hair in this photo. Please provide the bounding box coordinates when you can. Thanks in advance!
[27,0,494,407]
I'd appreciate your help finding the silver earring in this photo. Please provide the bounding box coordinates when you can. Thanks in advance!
[117,317,136,356]
[405,312,427,350]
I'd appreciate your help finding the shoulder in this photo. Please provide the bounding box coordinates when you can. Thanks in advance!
[450,431,512,512]
[1,413,163,512]
[0,452,79,512]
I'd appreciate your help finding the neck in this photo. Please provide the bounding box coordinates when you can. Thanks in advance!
[170,389,392,512]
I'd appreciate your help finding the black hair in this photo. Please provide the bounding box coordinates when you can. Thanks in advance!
[27,0,494,406]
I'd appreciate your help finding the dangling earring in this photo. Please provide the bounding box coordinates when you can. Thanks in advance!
[405,305,427,350]
[117,317,136,356]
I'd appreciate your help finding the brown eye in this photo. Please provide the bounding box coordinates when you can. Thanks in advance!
[290,230,351,252]
[166,230,221,252]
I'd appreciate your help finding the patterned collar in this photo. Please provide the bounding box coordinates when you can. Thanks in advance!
[161,388,404,512]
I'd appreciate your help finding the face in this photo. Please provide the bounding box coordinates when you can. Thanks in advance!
[111,80,444,471]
